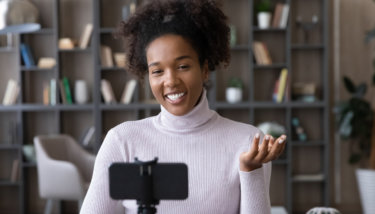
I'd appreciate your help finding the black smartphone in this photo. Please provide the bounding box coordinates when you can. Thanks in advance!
[109,162,188,200]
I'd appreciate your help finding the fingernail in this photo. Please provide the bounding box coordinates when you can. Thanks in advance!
[255,133,260,139]
[265,135,270,140]
[278,139,284,144]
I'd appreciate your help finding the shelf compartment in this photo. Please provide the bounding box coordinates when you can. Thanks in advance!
[0,185,21,213]
[291,108,324,142]
[292,182,324,213]
[216,51,250,102]
[0,150,20,183]
[61,111,94,142]
[217,109,251,124]
[270,165,287,207]
[21,33,55,67]
[101,110,139,138]
[23,111,57,143]
[21,69,55,104]
[253,108,287,130]
[0,112,19,144]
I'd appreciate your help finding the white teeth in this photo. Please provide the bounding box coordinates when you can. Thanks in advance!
[167,93,184,101]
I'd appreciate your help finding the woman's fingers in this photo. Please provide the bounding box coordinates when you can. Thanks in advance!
[264,135,286,162]
[256,135,270,161]
[248,133,260,159]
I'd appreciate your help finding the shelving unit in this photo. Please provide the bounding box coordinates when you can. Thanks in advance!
[0,0,329,213]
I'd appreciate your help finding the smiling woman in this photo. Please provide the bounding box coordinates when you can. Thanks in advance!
[80,1,286,214]
[146,34,209,116]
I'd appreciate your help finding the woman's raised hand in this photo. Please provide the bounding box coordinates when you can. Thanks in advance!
[239,133,286,172]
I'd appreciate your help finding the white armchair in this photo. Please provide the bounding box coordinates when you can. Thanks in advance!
[34,134,96,214]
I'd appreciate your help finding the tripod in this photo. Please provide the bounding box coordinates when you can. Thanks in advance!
[135,158,159,214]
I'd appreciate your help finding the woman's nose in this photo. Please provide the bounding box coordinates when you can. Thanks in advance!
[163,69,180,87]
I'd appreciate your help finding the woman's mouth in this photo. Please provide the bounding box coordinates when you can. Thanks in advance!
[165,92,186,103]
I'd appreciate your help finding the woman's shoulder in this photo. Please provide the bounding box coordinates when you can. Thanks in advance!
[109,116,155,136]
[214,113,261,136]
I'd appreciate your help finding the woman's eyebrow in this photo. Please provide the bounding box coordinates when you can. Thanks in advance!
[148,62,160,68]
[148,55,192,68]
[175,55,192,61]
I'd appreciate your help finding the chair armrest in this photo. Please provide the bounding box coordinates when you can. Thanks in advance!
[38,158,85,200]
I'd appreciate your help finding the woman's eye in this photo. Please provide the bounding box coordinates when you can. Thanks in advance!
[151,70,162,74]
[178,65,189,70]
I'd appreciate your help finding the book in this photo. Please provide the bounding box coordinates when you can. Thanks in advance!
[120,79,137,104]
[10,159,19,182]
[101,79,117,104]
[79,23,93,49]
[253,41,272,65]
[2,79,19,105]
[59,79,67,104]
[43,82,50,105]
[37,57,56,68]
[20,43,35,67]
[114,52,127,68]
[62,77,73,104]
[260,42,272,65]
[272,3,284,28]
[279,4,290,28]
[100,45,114,67]
[80,126,95,147]
[50,79,57,105]
[276,68,288,103]
[253,41,265,65]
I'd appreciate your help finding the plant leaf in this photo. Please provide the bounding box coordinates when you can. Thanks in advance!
[355,83,367,97]
[339,111,353,138]
[343,76,356,94]
[365,28,375,43]
[349,153,361,164]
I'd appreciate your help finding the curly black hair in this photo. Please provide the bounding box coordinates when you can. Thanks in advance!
[116,0,230,80]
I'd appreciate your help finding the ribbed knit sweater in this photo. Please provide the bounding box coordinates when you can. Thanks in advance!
[80,91,271,214]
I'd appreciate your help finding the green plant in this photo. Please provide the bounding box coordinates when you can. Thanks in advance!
[255,0,272,13]
[228,77,243,88]
[335,75,374,166]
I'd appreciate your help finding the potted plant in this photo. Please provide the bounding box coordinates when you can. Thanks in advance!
[255,0,272,29]
[335,24,375,212]
[226,77,243,103]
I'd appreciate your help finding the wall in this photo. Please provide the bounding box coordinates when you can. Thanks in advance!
[330,0,375,213]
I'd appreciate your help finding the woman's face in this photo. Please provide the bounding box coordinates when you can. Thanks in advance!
[146,34,208,116]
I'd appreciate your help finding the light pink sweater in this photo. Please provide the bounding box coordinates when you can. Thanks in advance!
[80,91,271,214]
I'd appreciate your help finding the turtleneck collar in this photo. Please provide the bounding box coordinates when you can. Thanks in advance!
[153,89,215,132]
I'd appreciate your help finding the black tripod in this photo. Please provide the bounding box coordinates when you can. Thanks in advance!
[135,158,159,214]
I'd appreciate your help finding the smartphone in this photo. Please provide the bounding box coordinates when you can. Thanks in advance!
[109,162,188,200]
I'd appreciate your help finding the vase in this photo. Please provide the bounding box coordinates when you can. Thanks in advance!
[257,12,271,29]
[356,169,375,214]
[74,80,89,104]
[226,87,242,103]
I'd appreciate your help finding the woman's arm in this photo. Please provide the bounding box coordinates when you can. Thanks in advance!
[80,130,125,214]
[239,162,271,214]
[238,133,286,213]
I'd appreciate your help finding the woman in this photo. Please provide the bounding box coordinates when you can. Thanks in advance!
[81,0,286,213]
